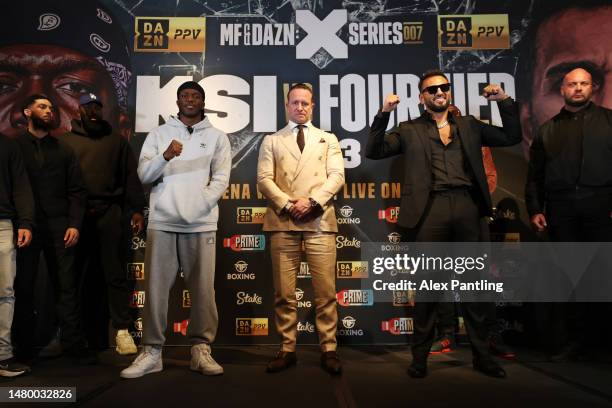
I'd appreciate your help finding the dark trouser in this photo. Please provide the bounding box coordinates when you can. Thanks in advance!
[544,194,612,350]
[77,204,132,339]
[436,298,499,336]
[13,217,85,355]
[403,189,493,364]
[435,216,498,337]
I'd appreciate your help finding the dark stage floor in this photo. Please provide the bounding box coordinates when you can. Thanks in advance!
[2,345,611,407]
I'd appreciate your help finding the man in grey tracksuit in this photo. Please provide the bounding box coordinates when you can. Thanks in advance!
[121,81,231,378]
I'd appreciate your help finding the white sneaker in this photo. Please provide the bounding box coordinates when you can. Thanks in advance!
[190,344,223,376]
[115,329,138,355]
[120,347,163,379]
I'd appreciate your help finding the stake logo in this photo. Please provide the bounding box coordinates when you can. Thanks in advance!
[223,235,266,251]
[381,317,414,335]
[336,235,361,249]
[297,321,315,333]
[336,289,374,306]
[135,17,206,52]
[438,14,509,50]
[236,291,263,305]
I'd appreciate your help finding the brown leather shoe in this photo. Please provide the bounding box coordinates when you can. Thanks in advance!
[266,351,297,373]
[320,351,342,375]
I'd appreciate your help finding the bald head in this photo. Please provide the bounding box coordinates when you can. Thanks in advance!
[561,67,594,109]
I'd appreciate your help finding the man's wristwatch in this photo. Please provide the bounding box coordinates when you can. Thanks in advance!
[308,198,320,208]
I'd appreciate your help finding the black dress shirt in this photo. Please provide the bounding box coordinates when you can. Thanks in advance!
[16,131,86,229]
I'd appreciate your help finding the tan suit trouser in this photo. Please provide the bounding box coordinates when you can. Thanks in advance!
[270,231,337,352]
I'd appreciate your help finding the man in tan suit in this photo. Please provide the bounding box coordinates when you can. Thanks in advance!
[257,83,345,375]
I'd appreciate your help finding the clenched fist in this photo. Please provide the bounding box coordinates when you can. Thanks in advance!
[163,139,183,161]
[482,84,508,101]
[382,94,401,112]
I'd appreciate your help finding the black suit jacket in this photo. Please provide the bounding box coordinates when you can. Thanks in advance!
[365,98,522,228]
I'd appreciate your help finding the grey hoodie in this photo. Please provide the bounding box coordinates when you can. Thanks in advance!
[138,116,231,232]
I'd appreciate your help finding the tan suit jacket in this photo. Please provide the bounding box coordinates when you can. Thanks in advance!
[257,123,345,232]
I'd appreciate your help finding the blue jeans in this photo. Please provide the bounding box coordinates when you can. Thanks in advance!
[0,220,16,361]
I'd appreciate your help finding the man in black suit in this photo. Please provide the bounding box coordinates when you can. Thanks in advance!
[366,69,522,378]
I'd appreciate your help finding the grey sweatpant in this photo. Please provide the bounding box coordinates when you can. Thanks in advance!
[142,229,218,346]
[0,220,16,360]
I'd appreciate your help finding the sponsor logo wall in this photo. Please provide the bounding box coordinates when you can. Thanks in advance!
[5,0,543,345]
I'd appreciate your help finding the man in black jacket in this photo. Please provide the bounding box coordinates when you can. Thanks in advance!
[13,94,94,364]
[525,67,612,359]
[0,134,34,377]
[63,93,146,355]
[366,70,522,378]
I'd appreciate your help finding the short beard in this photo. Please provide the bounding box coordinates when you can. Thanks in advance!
[426,99,450,113]
[83,117,104,133]
[31,115,55,132]
[564,97,590,108]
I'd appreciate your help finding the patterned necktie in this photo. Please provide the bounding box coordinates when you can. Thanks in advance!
[296,124,305,153]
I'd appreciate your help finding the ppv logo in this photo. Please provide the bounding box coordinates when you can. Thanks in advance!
[126,263,145,280]
[381,317,414,335]
[236,207,267,224]
[173,319,189,336]
[135,17,206,52]
[393,290,415,307]
[438,14,509,50]
[378,206,400,223]
[236,318,269,336]
[336,261,369,279]
[223,235,266,251]
[336,289,374,306]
